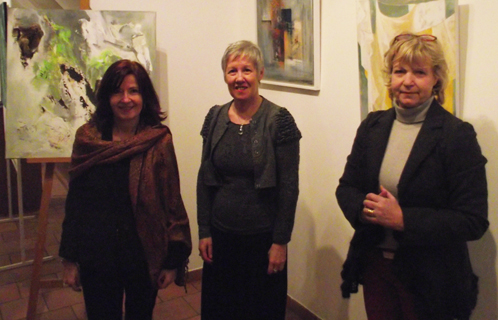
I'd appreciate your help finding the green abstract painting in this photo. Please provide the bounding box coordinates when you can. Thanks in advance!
[5,9,156,158]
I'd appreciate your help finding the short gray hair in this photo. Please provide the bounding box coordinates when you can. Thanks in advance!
[221,40,264,74]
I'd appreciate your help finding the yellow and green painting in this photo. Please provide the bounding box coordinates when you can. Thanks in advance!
[5,9,156,158]
[357,0,457,118]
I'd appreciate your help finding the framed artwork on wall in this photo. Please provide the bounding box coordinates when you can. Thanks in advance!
[357,0,458,118]
[0,3,6,106]
[4,9,156,158]
[257,0,320,91]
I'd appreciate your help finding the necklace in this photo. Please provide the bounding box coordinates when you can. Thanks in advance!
[230,101,257,136]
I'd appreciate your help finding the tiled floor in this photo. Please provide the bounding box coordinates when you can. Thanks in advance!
[0,166,306,320]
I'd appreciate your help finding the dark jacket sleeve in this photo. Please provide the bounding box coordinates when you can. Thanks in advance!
[272,108,301,244]
[396,120,489,246]
[196,106,218,239]
[59,175,83,262]
[59,128,89,263]
[335,112,381,230]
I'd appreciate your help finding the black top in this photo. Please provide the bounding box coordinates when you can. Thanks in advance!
[197,98,301,244]
[60,126,145,267]
[211,122,274,235]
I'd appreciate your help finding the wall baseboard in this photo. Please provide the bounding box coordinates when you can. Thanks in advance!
[286,296,321,320]
[187,267,202,282]
[187,268,321,319]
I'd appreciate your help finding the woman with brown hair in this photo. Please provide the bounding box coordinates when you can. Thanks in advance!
[59,59,192,320]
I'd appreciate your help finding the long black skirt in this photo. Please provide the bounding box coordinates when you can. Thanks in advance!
[201,227,287,320]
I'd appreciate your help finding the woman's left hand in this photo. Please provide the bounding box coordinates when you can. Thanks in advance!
[363,186,404,231]
[267,243,287,275]
[157,269,177,289]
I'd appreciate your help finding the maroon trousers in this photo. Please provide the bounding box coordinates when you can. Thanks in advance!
[362,249,419,320]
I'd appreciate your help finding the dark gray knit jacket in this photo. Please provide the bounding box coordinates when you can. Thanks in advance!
[197,97,301,244]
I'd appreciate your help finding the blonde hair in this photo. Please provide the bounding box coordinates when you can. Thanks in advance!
[221,40,264,74]
[383,33,449,104]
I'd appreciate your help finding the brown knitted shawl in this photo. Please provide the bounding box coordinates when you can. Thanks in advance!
[70,123,192,286]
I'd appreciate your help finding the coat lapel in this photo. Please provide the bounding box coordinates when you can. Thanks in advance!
[367,109,395,192]
[397,101,445,196]
[210,103,230,152]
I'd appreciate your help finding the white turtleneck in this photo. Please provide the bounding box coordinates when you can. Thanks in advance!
[377,97,433,250]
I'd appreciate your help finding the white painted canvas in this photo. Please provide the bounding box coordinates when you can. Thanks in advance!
[5,9,156,158]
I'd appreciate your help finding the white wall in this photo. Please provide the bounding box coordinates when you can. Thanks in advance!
[91,1,498,319]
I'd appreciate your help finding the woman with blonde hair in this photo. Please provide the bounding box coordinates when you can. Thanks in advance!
[337,33,488,319]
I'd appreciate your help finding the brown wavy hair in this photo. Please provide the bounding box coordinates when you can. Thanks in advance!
[90,59,165,131]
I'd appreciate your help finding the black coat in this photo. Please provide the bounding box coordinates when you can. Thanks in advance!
[336,101,489,319]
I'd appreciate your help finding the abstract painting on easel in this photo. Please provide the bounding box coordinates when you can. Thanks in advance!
[5,9,156,158]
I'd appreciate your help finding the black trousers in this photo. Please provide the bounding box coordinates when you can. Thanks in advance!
[201,227,287,320]
[79,236,157,320]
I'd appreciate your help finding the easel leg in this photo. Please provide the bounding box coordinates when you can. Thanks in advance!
[26,163,55,319]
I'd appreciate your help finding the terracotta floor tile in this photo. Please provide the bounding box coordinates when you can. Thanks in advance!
[50,231,61,244]
[2,229,35,244]
[0,239,36,256]
[42,234,58,248]
[42,287,84,310]
[0,256,10,267]
[45,245,59,258]
[0,238,24,256]
[38,260,64,276]
[9,250,38,264]
[0,223,17,234]
[0,296,47,320]
[5,265,33,283]
[71,302,86,320]
[0,273,15,287]
[183,291,201,314]
[157,282,197,302]
[16,279,30,299]
[17,274,61,299]
[38,306,78,320]
[190,280,202,291]
[153,297,197,320]
[0,284,19,304]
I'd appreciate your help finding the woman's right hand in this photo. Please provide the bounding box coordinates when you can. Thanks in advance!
[199,237,213,263]
[62,260,82,291]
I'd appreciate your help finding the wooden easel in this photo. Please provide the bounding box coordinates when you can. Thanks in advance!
[26,158,70,319]
[26,3,91,319]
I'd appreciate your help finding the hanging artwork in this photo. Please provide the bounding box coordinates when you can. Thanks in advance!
[357,0,458,118]
[0,3,6,106]
[257,0,320,91]
[4,9,156,158]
